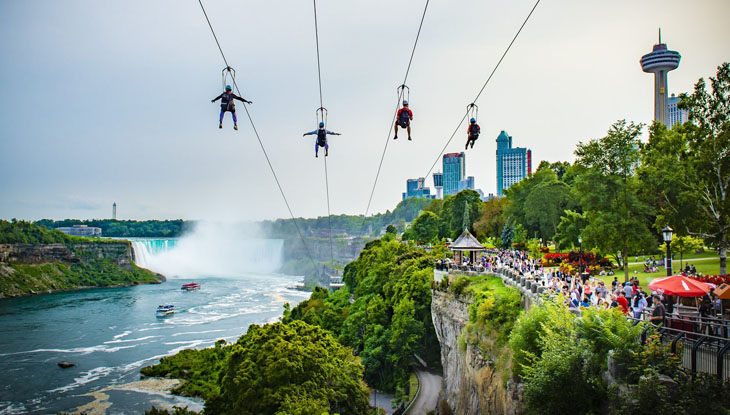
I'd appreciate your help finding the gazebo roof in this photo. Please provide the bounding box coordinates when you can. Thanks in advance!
[449,229,485,251]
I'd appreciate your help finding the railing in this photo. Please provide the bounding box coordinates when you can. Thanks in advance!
[637,322,730,379]
[659,314,730,339]
[434,261,494,273]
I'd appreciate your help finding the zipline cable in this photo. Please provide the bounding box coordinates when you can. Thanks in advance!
[360,0,430,232]
[196,0,318,270]
[423,0,542,179]
[312,0,335,266]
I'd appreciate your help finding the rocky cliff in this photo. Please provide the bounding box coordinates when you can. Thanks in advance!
[0,242,133,266]
[0,241,161,298]
[432,289,522,415]
[280,236,367,285]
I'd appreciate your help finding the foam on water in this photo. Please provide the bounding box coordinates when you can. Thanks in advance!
[0,255,307,413]
[49,367,115,393]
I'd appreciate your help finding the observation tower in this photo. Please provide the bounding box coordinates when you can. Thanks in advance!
[640,29,681,125]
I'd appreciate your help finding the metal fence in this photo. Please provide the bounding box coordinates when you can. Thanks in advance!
[639,324,730,379]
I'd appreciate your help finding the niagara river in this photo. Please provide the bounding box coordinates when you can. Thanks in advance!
[0,233,309,414]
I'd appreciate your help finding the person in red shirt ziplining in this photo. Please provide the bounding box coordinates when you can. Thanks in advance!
[394,100,413,141]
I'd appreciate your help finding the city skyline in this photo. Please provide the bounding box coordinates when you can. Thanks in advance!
[1,1,729,221]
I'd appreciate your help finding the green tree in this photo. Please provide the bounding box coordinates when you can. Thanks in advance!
[410,211,440,243]
[574,120,655,281]
[440,190,482,239]
[524,174,575,243]
[659,235,703,271]
[500,222,515,249]
[388,298,424,385]
[554,210,587,252]
[503,168,558,237]
[473,197,506,241]
[664,63,729,273]
[385,224,397,235]
[207,321,369,415]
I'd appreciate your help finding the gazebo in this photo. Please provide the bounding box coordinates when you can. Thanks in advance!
[449,229,485,266]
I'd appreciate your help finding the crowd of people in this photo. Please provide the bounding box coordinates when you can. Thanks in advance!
[437,248,726,333]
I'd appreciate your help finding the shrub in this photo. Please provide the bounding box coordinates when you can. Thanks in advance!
[577,306,645,368]
[522,335,598,415]
[509,301,575,379]
[449,275,470,296]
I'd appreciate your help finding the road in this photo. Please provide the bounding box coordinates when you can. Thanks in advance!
[407,369,443,414]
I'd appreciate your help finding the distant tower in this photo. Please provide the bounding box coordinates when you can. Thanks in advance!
[433,172,443,199]
[112,202,117,220]
[640,29,681,125]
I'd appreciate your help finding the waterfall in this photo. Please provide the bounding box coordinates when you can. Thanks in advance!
[129,222,283,278]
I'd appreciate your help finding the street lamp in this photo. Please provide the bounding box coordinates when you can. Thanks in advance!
[578,236,583,274]
[662,226,674,276]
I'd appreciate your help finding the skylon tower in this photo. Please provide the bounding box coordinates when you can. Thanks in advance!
[640,29,681,125]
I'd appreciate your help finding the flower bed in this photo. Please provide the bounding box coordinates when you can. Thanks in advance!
[542,251,613,270]
[688,274,730,285]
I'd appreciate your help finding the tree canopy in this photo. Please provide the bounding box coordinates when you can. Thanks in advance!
[205,321,369,415]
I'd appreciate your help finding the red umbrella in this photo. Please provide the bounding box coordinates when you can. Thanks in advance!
[648,275,711,297]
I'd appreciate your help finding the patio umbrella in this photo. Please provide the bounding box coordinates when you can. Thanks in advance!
[648,275,711,297]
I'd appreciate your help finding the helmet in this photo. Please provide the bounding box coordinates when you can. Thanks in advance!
[403,100,408,106]
[470,118,476,123]
[225,85,232,90]
[319,122,325,128]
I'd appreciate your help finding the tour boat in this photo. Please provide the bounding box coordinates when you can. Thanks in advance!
[181,282,201,291]
[156,304,175,317]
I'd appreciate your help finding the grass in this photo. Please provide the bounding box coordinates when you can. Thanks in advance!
[594,260,723,288]
[466,274,516,297]
[408,373,418,404]
[0,260,160,297]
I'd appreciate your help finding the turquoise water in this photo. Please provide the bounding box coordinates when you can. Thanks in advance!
[0,274,308,414]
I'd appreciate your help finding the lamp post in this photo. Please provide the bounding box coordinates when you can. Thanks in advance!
[578,236,583,274]
[662,226,674,276]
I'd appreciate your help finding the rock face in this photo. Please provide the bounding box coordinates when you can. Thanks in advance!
[431,289,522,415]
[0,242,133,267]
[0,241,159,298]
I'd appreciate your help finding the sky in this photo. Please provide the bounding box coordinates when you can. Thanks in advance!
[1,0,728,222]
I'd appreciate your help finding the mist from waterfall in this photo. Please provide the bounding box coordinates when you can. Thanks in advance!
[130,221,283,278]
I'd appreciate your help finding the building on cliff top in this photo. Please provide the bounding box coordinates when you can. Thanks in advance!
[56,224,102,237]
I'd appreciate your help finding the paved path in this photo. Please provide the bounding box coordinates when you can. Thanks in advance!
[627,256,719,265]
[407,369,442,414]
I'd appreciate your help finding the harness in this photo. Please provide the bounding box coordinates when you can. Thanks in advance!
[220,93,235,112]
[469,124,480,138]
[317,129,327,147]
[398,108,411,125]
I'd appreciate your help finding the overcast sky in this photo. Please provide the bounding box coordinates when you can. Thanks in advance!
[1,0,728,222]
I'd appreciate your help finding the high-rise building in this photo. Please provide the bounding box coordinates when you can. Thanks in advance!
[432,172,443,199]
[442,152,465,196]
[458,176,475,192]
[402,177,434,200]
[496,131,531,196]
[667,94,689,128]
[640,29,681,125]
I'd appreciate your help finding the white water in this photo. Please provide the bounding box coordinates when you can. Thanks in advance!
[130,222,283,278]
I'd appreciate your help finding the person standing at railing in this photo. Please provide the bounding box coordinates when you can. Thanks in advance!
[649,295,666,326]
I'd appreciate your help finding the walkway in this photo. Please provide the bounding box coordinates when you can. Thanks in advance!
[407,369,442,414]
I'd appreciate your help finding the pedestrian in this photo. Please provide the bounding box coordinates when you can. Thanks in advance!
[649,295,666,326]
[617,290,629,314]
